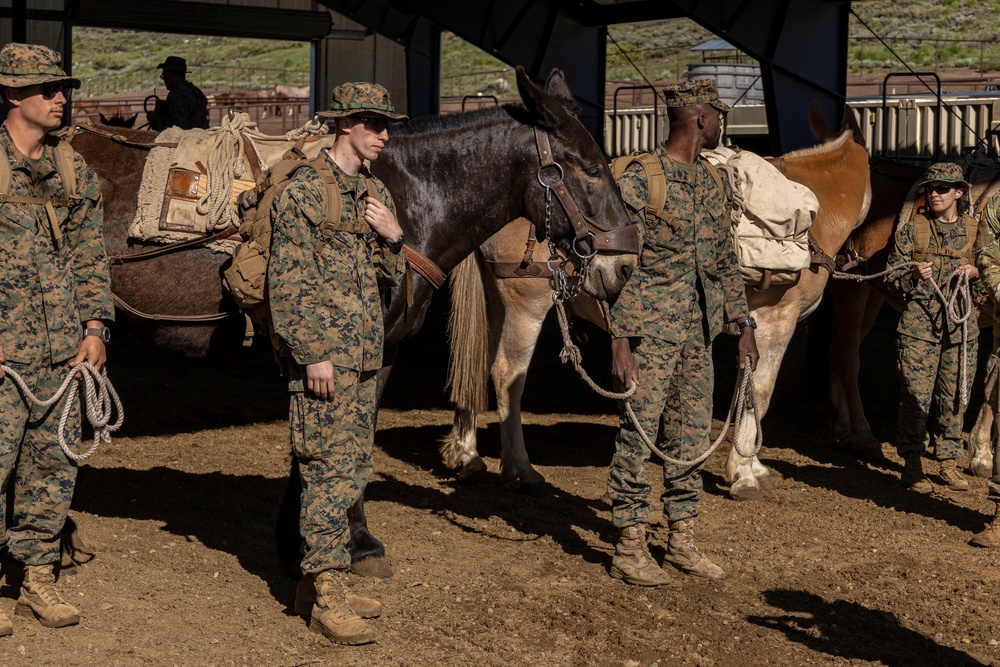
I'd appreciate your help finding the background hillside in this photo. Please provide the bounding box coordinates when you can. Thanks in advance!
[73,0,1000,99]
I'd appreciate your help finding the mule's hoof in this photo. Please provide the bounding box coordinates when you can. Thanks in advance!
[969,459,993,479]
[853,443,888,465]
[755,474,776,491]
[455,457,487,483]
[729,482,764,502]
[351,556,393,579]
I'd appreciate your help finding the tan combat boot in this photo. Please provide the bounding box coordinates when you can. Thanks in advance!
[939,458,970,492]
[662,519,726,580]
[15,564,80,628]
[900,456,934,494]
[309,570,375,645]
[609,524,672,586]
[0,608,11,637]
[295,573,381,618]
[971,504,1000,547]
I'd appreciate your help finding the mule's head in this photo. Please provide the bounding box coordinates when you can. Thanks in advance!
[515,67,637,302]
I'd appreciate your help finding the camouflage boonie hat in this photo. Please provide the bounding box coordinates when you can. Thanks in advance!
[156,56,188,74]
[0,43,80,89]
[919,162,971,189]
[664,79,730,113]
[317,81,408,121]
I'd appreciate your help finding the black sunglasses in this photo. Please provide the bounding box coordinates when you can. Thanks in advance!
[353,116,392,133]
[40,82,73,100]
[924,183,957,195]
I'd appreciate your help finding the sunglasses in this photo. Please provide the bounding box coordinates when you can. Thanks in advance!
[40,82,73,100]
[924,184,957,195]
[353,116,392,133]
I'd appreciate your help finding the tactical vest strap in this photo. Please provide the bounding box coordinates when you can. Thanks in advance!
[305,156,375,237]
[611,152,672,228]
[911,212,978,262]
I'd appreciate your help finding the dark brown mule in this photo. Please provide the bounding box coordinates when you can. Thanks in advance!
[70,67,639,577]
[828,157,998,468]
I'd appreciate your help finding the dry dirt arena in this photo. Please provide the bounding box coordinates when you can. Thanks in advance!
[3,299,1000,667]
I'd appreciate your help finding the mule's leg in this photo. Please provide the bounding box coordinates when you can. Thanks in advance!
[440,408,488,481]
[827,281,887,462]
[969,402,995,478]
[492,278,553,493]
[727,312,798,501]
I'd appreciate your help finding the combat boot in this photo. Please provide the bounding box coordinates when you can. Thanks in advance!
[0,608,11,637]
[309,570,375,645]
[295,573,381,618]
[938,458,970,492]
[609,524,672,586]
[662,519,726,580]
[900,456,934,494]
[971,504,1000,548]
[15,564,80,628]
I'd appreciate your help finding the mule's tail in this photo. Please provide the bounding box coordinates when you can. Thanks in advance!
[446,252,490,412]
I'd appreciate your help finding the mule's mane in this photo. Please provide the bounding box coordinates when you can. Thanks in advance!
[394,105,522,137]
[781,130,853,160]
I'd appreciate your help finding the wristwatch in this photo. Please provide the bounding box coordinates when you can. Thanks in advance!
[84,326,111,343]
[384,233,406,254]
[737,316,757,331]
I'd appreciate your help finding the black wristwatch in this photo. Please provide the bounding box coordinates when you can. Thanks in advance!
[384,233,405,254]
[737,316,757,332]
[84,326,111,343]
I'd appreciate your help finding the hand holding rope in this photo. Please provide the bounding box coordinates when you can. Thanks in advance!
[1,362,124,463]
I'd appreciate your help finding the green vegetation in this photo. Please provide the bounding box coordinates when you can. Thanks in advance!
[74,2,1000,100]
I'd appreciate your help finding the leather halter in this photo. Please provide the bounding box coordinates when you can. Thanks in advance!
[532,126,640,255]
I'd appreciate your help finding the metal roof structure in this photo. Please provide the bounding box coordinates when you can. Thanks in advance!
[0,0,851,153]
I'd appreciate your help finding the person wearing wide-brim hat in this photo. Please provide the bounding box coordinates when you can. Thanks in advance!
[267,81,407,646]
[146,54,208,131]
[0,42,113,635]
[887,161,986,496]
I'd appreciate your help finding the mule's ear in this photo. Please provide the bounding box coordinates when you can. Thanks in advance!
[126,113,139,128]
[807,100,839,143]
[99,112,110,125]
[841,105,866,148]
[516,65,573,129]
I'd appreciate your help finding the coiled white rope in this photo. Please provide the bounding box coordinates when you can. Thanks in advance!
[552,296,761,467]
[1,362,124,462]
[833,261,976,406]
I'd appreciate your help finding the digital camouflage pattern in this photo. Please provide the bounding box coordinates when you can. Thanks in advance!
[0,119,111,566]
[318,82,408,121]
[975,191,1000,499]
[888,211,985,461]
[608,146,748,525]
[0,43,80,89]
[0,125,113,365]
[158,80,209,130]
[268,150,405,380]
[918,162,971,189]
[291,366,376,575]
[268,148,405,575]
[663,79,729,113]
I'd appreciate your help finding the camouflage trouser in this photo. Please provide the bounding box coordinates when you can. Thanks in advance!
[895,332,977,461]
[0,359,80,566]
[291,366,376,575]
[984,348,1000,503]
[608,335,713,528]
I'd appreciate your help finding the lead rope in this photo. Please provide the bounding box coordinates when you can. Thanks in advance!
[0,362,124,463]
[552,296,762,467]
[833,261,975,406]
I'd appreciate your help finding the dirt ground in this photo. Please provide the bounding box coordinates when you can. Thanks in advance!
[3,295,1000,667]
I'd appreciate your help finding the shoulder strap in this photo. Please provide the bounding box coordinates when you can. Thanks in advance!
[0,140,78,207]
[701,158,727,198]
[912,212,978,261]
[0,146,8,199]
[304,156,369,236]
[912,213,932,261]
[54,139,78,199]
[610,152,668,226]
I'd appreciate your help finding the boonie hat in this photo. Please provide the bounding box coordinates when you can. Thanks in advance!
[664,79,730,113]
[156,56,188,74]
[318,82,408,121]
[918,162,971,190]
[0,43,80,89]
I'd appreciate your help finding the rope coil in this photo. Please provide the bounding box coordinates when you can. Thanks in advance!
[552,296,761,468]
[1,362,124,463]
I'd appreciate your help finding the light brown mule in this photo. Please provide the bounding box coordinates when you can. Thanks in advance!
[442,104,873,500]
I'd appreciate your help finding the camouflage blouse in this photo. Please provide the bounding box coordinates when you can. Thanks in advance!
[0,124,112,365]
[268,150,406,387]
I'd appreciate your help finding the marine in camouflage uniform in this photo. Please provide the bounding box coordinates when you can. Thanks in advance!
[887,162,984,494]
[147,56,209,131]
[971,190,1000,546]
[0,43,113,632]
[607,80,758,586]
[267,82,406,645]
